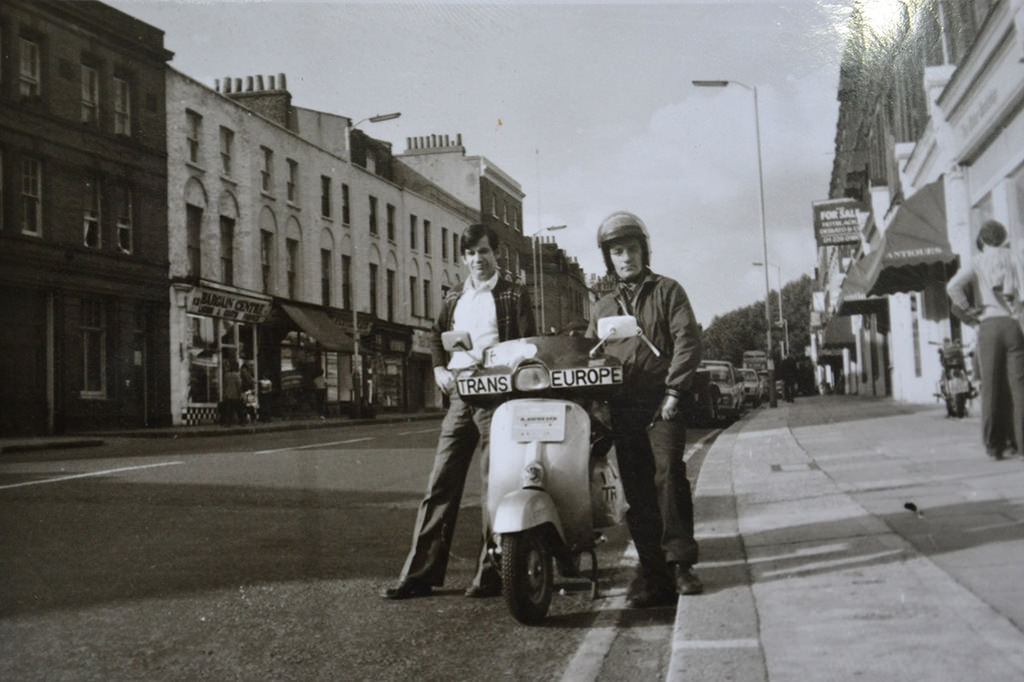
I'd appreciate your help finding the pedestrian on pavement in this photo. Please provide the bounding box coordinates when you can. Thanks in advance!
[779,353,798,402]
[220,360,244,426]
[586,211,704,607]
[947,219,1024,459]
[258,373,275,423]
[381,223,536,600]
[240,360,257,423]
[313,368,328,419]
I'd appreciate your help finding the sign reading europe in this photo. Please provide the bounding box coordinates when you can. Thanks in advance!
[812,198,863,246]
[187,286,271,323]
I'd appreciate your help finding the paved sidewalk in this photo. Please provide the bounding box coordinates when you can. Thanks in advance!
[669,394,1024,681]
[0,410,443,454]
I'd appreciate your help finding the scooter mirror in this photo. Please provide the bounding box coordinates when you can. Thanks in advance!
[442,330,473,352]
[597,315,639,340]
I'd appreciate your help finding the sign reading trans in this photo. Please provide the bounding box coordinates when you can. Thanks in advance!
[812,198,863,246]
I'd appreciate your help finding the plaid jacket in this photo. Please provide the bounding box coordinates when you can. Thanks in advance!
[430,271,536,368]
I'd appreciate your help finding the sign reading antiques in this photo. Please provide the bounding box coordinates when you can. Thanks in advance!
[186,286,271,323]
[812,198,863,246]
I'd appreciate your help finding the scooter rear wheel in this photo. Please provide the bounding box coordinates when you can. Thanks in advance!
[501,529,554,625]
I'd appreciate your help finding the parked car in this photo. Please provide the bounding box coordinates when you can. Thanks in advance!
[699,360,745,422]
[739,368,761,408]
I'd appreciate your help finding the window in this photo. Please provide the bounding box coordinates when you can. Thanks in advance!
[21,158,42,236]
[453,231,460,259]
[219,127,234,176]
[409,276,418,316]
[368,264,379,316]
[186,110,202,164]
[19,38,40,97]
[113,77,131,135]
[423,279,432,320]
[81,64,99,124]
[219,216,235,285]
[320,175,332,218]
[286,238,299,298]
[83,178,101,248]
[81,298,106,396]
[386,268,396,322]
[386,203,396,241]
[342,184,350,224]
[342,254,352,310]
[369,195,378,234]
[409,214,418,249]
[260,230,273,293]
[186,204,202,276]
[424,220,431,255]
[491,193,498,217]
[503,202,508,224]
[261,147,273,193]
[442,227,448,260]
[321,248,332,305]
[287,159,298,203]
[117,188,132,254]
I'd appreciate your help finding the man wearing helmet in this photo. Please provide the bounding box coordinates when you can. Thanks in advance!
[587,211,704,607]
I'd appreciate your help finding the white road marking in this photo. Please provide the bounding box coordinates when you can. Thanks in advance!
[397,427,439,435]
[249,437,375,455]
[0,461,184,490]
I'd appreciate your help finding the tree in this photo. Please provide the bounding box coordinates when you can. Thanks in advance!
[703,274,814,365]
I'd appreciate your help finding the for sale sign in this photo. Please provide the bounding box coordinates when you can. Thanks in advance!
[812,198,863,246]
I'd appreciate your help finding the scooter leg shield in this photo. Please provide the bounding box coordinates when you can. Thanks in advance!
[493,489,566,543]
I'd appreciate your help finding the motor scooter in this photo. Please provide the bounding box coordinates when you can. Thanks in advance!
[931,340,976,418]
[442,315,643,624]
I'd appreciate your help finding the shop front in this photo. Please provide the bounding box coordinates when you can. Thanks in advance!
[362,321,412,412]
[171,281,271,425]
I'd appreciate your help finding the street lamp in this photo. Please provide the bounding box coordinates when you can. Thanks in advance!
[752,261,789,357]
[531,224,566,333]
[693,78,776,407]
[346,112,401,418]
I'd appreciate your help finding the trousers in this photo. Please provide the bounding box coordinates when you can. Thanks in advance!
[977,316,1024,454]
[610,395,698,583]
[399,394,499,588]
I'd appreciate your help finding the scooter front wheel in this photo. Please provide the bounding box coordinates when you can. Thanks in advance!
[501,528,554,625]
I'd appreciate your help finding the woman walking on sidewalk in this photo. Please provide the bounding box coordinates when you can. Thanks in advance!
[947,219,1024,460]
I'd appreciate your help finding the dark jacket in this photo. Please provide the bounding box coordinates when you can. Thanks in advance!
[586,270,702,399]
[430,271,536,368]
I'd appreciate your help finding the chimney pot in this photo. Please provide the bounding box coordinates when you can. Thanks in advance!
[223,77,232,93]
[234,78,242,92]
[268,75,276,89]
[246,76,254,91]
[214,78,220,92]
[256,75,265,90]
[457,133,463,146]
[279,73,287,90]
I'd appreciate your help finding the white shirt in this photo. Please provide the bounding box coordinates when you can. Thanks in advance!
[448,271,500,369]
[947,245,1018,321]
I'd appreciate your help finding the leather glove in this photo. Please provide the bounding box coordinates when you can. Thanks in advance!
[658,394,680,422]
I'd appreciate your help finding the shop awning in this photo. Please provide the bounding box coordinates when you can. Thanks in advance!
[862,180,959,297]
[836,250,887,316]
[821,315,855,348]
[280,304,354,352]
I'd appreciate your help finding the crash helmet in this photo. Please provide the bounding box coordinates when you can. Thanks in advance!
[597,211,650,273]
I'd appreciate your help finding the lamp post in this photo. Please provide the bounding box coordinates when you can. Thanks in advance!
[752,260,789,357]
[346,111,401,417]
[693,79,776,407]
[531,224,567,333]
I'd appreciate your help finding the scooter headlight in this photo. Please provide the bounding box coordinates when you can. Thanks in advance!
[513,365,551,391]
[521,461,545,488]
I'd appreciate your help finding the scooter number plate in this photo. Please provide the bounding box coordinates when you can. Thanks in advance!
[510,403,566,442]
[549,366,623,388]
[456,374,512,395]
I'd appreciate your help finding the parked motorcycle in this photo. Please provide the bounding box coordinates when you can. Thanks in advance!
[442,315,638,624]
[932,340,976,418]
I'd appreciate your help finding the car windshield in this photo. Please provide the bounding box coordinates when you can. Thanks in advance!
[708,367,730,381]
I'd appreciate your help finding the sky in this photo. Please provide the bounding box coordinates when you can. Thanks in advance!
[108,0,860,327]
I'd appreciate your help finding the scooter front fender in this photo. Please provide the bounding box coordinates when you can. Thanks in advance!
[493,489,565,543]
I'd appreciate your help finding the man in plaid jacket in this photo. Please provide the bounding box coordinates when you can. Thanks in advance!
[382,223,535,599]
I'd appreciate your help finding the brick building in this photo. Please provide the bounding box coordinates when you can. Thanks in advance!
[0,0,173,434]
